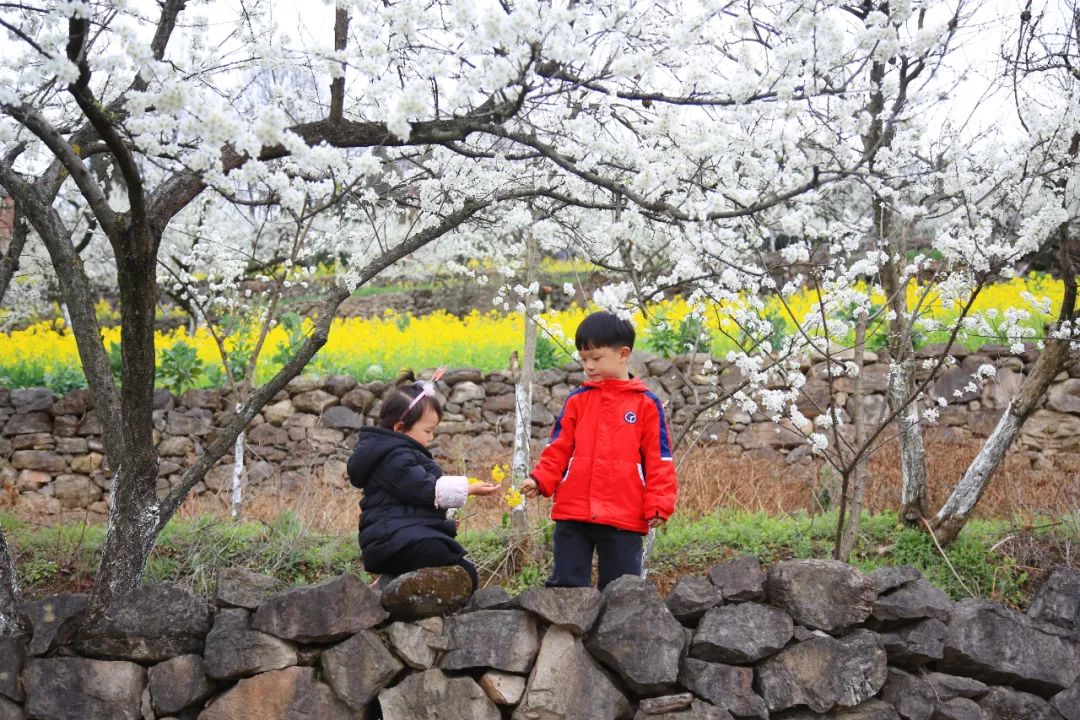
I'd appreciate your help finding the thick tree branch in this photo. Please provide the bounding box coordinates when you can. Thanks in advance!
[1,103,118,238]
[147,112,520,225]
[157,191,526,522]
[67,17,147,235]
[0,203,28,304]
[0,164,124,456]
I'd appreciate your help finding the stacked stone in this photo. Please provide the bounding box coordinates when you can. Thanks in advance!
[2,560,1078,719]
[3,344,1080,517]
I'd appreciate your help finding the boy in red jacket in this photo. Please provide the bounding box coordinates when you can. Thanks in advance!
[522,311,678,588]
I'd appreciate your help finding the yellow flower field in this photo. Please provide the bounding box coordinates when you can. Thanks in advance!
[0,274,1063,391]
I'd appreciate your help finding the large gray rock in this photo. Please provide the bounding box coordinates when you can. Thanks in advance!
[690,602,793,664]
[707,556,765,602]
[379,565,473,620]
[203,608,296,680]
[942,599,1080,696]
[881,668,989,720]
[1028,566,1080,631]
[385,618,446,669]
[16,593,88,656]
[518,586,603,635]
[440,609,540,673]
[879,618,947,666]
[11,388,53,413]
[586,575,686,696]
[251,573,387,643]
[678,658,767,718]
[513,626,632,720]
[147,654,214,716]
[74,584,211,663]
[757,630,887,713]
[665,576,722,624]
[321,629,404,710]
[777,699,900,719]
[976,686,1064,719]
[463,585,517,612]
[873,579,952,623]
[292,389,338,414]
[930,698,986,720]
[214,567,282,609]
[24,657,146,720]
[197,665,353,720]
[0,635,25,702]
[380,669,501,720]
[869,566,923,595]
[766,560,876,633]
[1051,682,1080,720]
[0,697,23,720]
[633,699,731,720]
[320,405,365,430]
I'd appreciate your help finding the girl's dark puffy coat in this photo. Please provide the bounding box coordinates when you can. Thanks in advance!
[347,427,457,572]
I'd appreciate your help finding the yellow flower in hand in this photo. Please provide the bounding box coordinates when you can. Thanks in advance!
[490,464,508,484]
[504,488,525,510]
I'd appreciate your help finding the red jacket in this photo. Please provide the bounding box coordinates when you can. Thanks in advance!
[530,377,678,534]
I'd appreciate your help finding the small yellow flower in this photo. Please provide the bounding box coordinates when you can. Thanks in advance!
[490,464,508,483]
[504,488,525,510]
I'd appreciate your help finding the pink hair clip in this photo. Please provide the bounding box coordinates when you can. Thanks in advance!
[399,367,446,421]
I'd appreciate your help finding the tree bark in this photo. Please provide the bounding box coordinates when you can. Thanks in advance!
[0,204,28,304]
[0,519,27,637]
[862,51,929,525]
[230,426,245,519]
[836,312,869,561]
[933,215,1077,545]
[511,231,540,564]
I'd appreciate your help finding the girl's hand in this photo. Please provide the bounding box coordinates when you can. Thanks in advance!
[521,478,539,498]
[467,482,500,496]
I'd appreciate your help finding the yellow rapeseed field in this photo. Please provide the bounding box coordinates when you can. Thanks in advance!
[0,275,1063,390]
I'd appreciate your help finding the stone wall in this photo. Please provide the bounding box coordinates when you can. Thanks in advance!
[2,343,1079,519]
[1,559,1079,719]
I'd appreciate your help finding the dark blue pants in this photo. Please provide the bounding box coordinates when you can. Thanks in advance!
[546,520,644,589]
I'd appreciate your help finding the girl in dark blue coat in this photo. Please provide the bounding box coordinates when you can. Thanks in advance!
[347,370,498,589]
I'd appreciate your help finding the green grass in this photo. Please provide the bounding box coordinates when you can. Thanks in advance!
[3,510,1067,606]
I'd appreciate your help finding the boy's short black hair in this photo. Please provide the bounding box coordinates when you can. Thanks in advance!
[575,311,635,351]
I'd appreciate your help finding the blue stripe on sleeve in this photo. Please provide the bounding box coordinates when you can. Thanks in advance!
[550,386,593,442]
[644,391,672,459]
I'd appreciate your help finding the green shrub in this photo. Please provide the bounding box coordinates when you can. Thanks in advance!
[157,340,204,395]
[646,311,714,358]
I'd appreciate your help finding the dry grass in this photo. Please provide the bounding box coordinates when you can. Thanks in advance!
[8,428,1076,536]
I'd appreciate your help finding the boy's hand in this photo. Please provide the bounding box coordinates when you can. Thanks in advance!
[468,482,500,497]
[521,477,539,498]
[647,515,665,529]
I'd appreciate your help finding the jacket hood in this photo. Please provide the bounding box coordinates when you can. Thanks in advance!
[581,376,651,393]
[348,426,430,489]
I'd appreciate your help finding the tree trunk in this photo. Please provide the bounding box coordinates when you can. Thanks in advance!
[0,520,27,637]
[511,232,540,563]
[836,313,869,561]
[89,465,161,619]
[932,338,1070,544]
[933,218,1077,545]
[230,425,245,519]
[856,44,929,524]
[0,206,29,303]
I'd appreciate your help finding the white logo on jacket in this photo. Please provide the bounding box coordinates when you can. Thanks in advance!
[624,411,637,424]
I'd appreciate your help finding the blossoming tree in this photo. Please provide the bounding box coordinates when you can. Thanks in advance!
[0,0,890,631]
